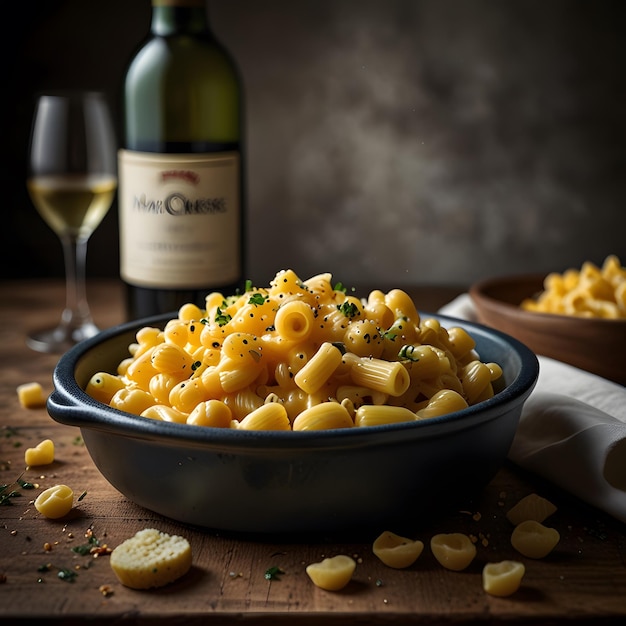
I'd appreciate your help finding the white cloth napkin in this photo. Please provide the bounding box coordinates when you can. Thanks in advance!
[439,294,626,523]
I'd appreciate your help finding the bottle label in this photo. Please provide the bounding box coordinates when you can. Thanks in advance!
[118,150,240,289]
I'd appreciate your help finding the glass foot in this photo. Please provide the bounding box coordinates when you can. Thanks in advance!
[26,321,100,354]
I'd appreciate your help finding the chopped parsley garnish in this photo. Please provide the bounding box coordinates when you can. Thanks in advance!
[0,488,20,506]
[334,282,356,294]
[0,473,35,506]
[215,306,232,326]
[248,293,268,306]
[72,533,101,556]
[338,301,359,318]
[398,345,420,361]
[57,568,78,583]
[245,279,254,292]
[2,426,19,438]
[264,566,285,581]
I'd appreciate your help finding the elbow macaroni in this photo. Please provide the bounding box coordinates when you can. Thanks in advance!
[521,255,626,319]
[87,269,503,431]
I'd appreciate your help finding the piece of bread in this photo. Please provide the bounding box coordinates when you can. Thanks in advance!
[110,528,192,589]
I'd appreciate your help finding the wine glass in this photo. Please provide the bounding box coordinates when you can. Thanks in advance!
[26,91,117,353]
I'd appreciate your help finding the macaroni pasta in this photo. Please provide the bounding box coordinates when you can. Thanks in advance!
[521,255,626,319]
[87,269,503,431]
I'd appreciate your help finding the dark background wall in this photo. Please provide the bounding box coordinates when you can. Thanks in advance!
[2,0,624,288]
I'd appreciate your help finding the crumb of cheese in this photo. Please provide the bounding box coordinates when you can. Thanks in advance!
[110,528,192,589]
[17,382,46,408]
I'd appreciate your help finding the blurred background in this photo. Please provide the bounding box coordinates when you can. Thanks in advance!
[2,0,624,289]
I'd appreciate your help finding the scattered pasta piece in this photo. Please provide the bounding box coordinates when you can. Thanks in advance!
[430,533,477,571]
[373,531,424,569]
[305,555,356,591]
[482,560,525,597]
[34,484,74,519]
[506,493,557,526]
[511,520,560,559]
[110,528,192,589]
[87,269,503,431]
[17,382,46,408]
[24,439,55,467]
[521,255,626,319]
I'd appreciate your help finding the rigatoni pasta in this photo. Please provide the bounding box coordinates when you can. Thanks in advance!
[86,269,503,431]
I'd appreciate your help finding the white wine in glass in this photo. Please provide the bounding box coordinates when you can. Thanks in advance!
[26,91,117,353]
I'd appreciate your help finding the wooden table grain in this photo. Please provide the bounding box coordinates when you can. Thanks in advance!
[1,278,625,625]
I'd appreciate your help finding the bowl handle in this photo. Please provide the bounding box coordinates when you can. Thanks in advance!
[47,390,92,428]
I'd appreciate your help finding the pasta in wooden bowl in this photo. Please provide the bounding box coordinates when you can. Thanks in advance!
[470,256,626,385]
[48,269,539,534]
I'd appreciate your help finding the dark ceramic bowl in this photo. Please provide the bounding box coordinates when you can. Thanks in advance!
[470,274,626,386]
[48,313,539,534]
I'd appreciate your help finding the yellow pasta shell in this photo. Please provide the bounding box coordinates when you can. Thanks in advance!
[150,343,194,374]
[168,378,207,413]
[237,402,291,431]
[141,405,188,423]
[178,302,204,322]
[415,389,468,419]
[125,347,158,390]
[292,402,353,431]
[85,372,125,404]
[187,400,233,428]
[354,405,417,427]
[373,531,424,568]
[110,388,155,415]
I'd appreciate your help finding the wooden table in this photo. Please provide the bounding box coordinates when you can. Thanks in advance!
[1,279,625,625]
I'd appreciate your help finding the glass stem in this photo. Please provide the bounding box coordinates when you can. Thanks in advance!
[60,234,93,328]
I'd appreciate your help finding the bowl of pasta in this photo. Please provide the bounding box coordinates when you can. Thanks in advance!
[48,269,539,534]
[470,255,626,385]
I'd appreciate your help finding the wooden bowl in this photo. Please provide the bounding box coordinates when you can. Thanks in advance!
[469,274,626,386]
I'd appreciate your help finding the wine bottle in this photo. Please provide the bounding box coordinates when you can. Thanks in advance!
[119,0,244,319]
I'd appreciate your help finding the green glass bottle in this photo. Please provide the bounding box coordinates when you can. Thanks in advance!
[119,0,244,319]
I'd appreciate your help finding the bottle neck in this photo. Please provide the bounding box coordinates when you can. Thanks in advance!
[151,0,209,36]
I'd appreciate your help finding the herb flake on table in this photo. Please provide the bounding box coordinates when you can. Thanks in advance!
[264,565,285,581]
